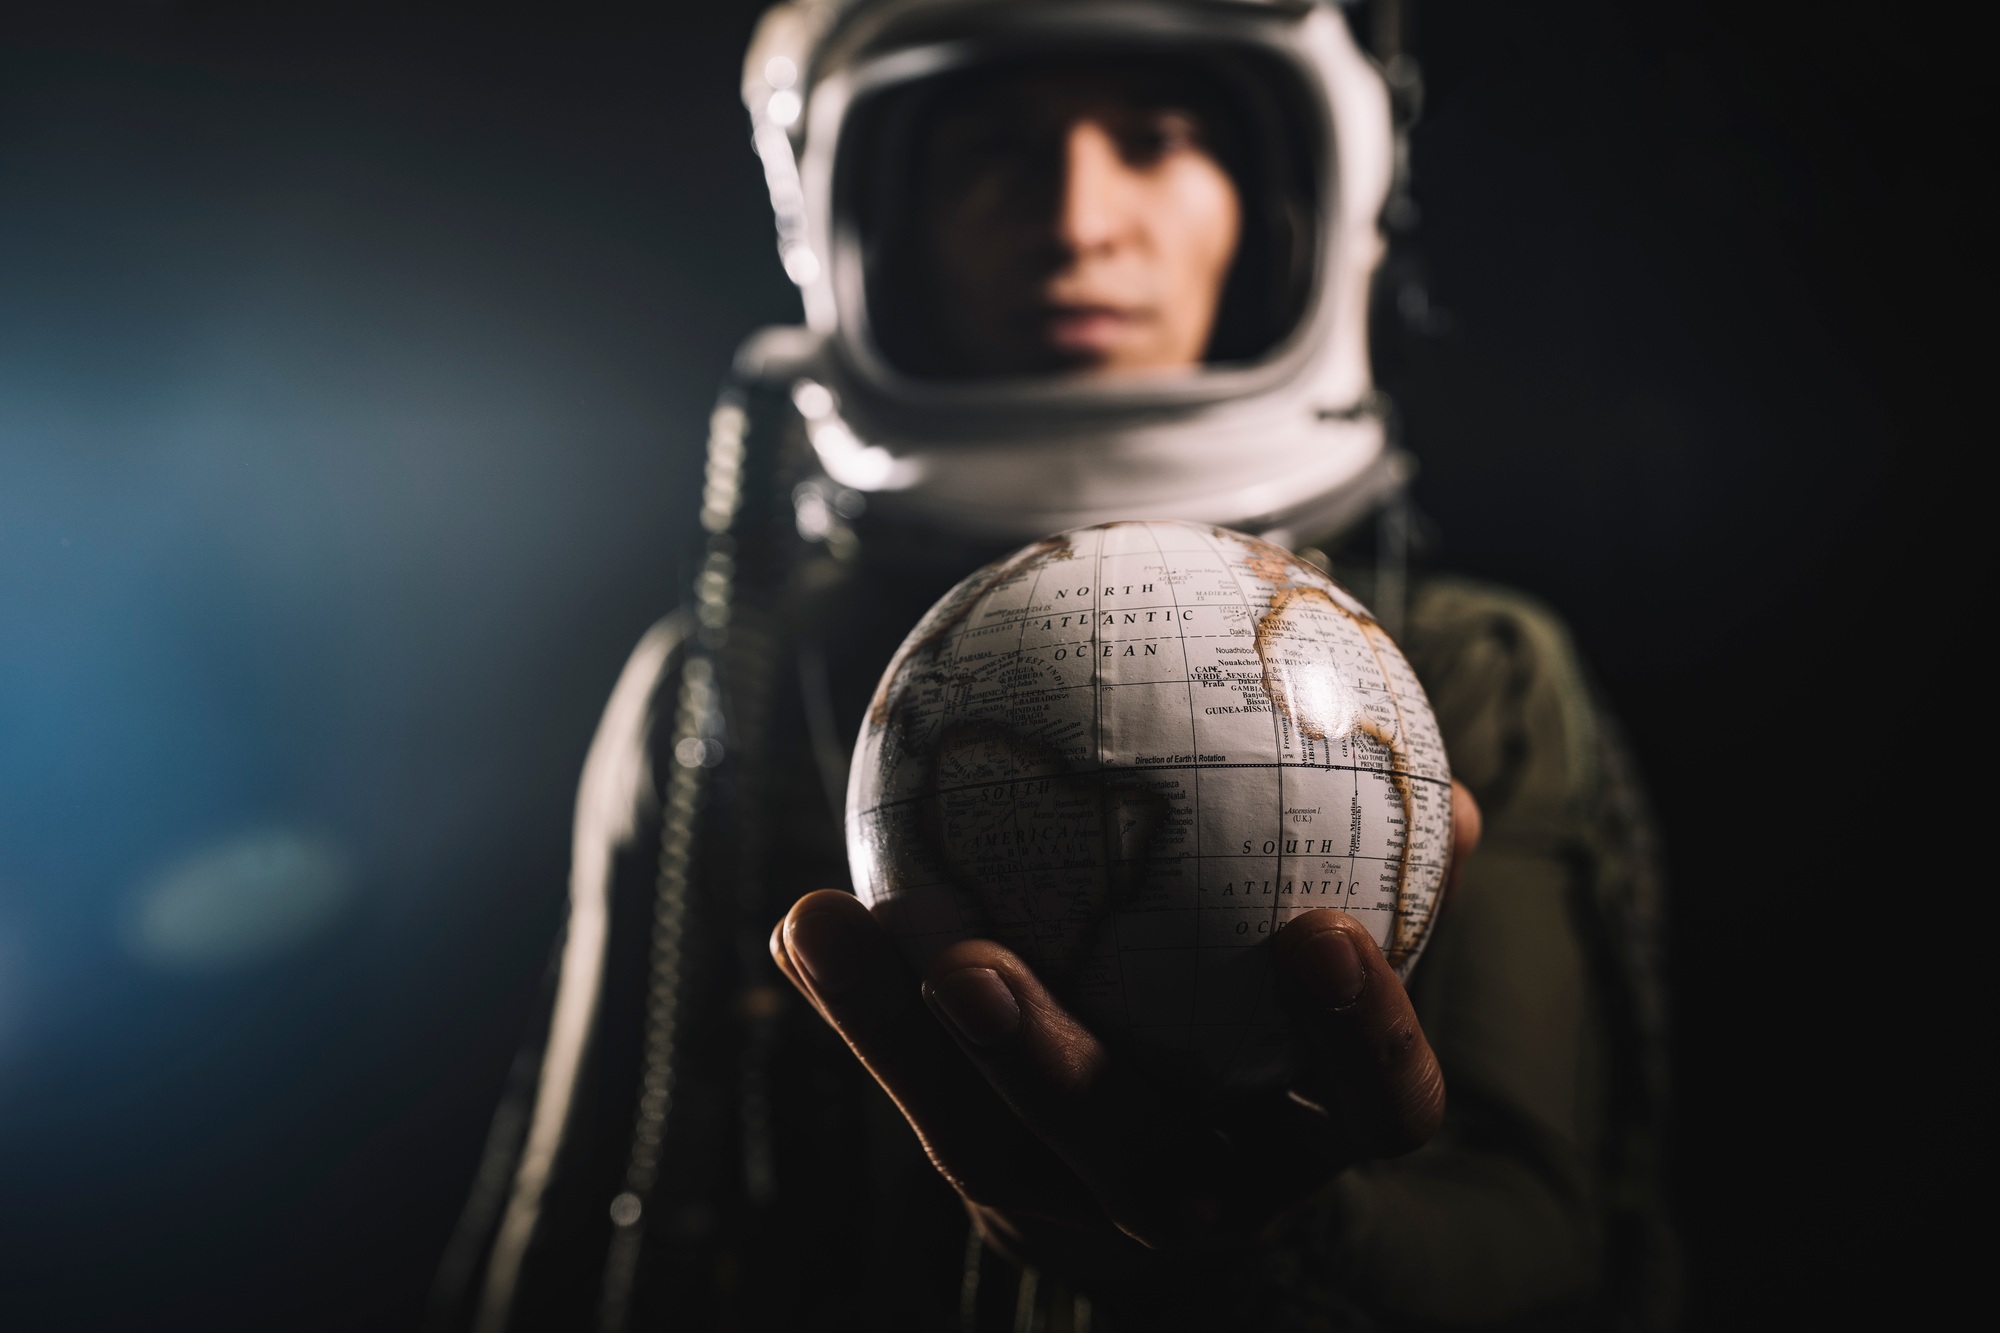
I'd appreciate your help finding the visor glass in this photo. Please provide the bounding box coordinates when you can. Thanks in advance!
[839,48,1324,383]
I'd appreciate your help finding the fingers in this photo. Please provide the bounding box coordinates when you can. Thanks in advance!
[769,892,1092,1218]
[774,894,1447,1258]
[1275,909,1445,1157]
[920,940,1229,1247]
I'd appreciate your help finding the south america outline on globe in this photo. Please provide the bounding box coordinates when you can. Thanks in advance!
[845,520,1453,1095]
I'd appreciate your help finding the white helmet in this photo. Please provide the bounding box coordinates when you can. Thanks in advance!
[739,0,1402,547]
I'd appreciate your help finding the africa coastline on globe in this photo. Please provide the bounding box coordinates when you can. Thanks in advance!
[844,520,1452,1095]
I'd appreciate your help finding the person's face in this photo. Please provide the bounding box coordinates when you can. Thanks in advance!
[917,68,1242,378]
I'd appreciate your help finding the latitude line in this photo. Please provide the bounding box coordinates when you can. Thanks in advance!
[854,761,1446,821]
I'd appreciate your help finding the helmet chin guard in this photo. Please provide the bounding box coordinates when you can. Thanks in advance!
[740,0,1400,546]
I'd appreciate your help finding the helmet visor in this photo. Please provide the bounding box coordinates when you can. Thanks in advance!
[838,46,1324,382]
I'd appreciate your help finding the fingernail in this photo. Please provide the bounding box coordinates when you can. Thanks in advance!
[1296,924,1367,1008]
[927,967,1021,1047]
[785,909,868,1000]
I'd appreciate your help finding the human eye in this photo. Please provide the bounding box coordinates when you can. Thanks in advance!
[1117,110,1202,166]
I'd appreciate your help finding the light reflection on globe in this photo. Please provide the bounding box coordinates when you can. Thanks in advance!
[846,521,1452,1095]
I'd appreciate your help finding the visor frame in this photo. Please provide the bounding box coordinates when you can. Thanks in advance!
[788,4,1351,435]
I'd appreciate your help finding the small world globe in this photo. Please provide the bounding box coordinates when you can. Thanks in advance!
[845,520,1453,1094]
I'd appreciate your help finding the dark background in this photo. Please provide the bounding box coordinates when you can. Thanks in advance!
[0,2,1964,1329]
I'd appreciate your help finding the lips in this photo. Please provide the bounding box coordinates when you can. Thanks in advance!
[1041,303,1148,355]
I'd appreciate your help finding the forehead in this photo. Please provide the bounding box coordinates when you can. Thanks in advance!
[927,56,1227,126]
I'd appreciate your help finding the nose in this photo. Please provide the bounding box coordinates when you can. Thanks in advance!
[1056,119,1136,256]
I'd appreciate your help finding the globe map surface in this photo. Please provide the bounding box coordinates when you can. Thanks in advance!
[845,521,1452,1094]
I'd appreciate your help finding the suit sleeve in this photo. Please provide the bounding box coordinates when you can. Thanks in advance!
[431,613,688,1333]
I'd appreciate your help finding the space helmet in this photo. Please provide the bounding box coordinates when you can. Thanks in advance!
[739,0,1402,547]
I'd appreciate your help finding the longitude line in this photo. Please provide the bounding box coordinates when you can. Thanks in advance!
[1086,532,1124,1020]
[1005,550,1063,975]
[1199,526,1295,1085]
[1147,523,1202,1057]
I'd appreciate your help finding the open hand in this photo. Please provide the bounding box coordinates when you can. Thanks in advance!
[770,780,1482,1292]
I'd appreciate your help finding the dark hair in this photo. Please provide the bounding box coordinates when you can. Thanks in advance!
[841,46,1323,379]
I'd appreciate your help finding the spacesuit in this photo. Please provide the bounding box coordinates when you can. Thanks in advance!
[431,2,1674,1330]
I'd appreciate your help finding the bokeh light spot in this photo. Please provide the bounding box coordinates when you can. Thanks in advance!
[123,830,353,972]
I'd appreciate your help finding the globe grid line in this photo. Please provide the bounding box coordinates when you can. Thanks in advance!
[1087,532,1138,1031]
[886,536,1428,956]
[1147,519,1204,1064]
[996,541,1061,983]
[1193,521,1304,1085]
[850,522,1451,1092]
[853,762,1447,818]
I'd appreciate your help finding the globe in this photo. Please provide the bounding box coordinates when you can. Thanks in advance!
[844,520,1453,1095]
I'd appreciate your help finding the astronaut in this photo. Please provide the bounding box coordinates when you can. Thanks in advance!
[433,3,1673,1331]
